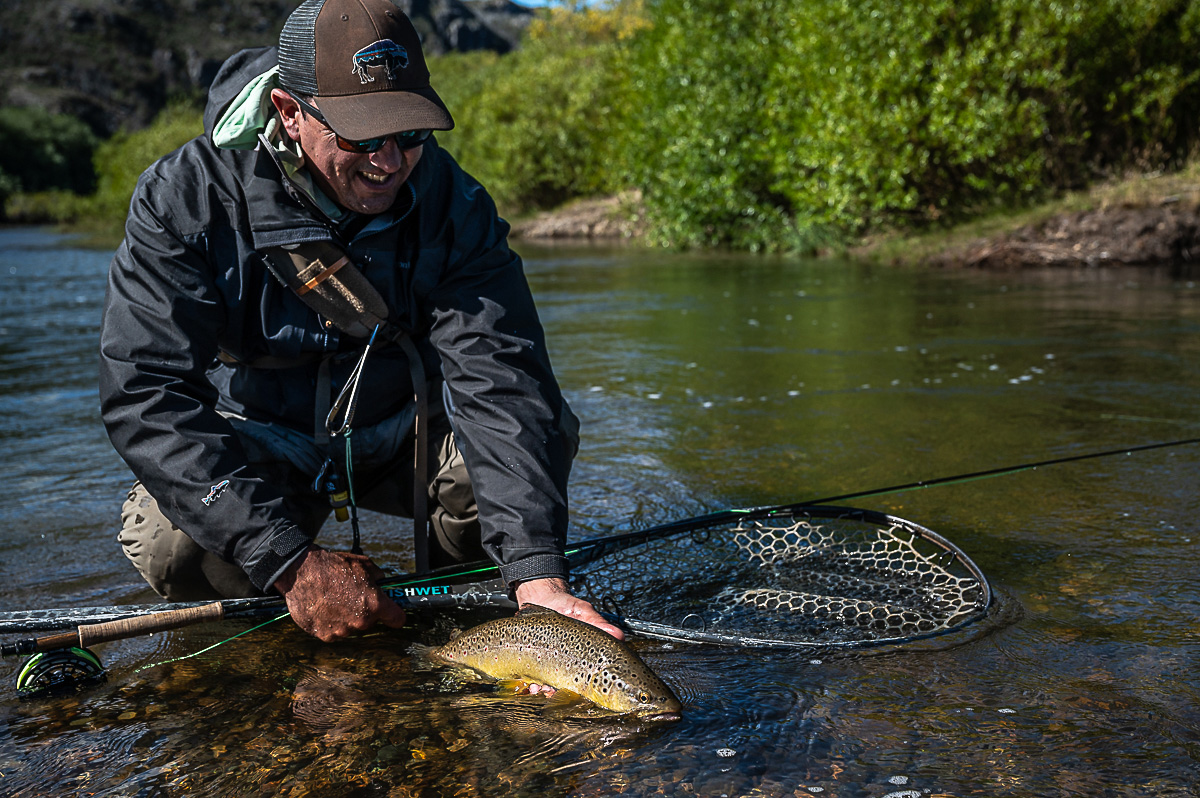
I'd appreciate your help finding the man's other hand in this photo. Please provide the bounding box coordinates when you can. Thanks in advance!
[513,577,625,641]
[274,547,406,641]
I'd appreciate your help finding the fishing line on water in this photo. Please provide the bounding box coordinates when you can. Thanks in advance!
[1099,413,1200,427]
[791,436,1200,508]
[133,612,291,673]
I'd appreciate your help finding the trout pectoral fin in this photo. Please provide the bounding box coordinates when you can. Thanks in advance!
[496,678,534,694]
[541,688,584,709]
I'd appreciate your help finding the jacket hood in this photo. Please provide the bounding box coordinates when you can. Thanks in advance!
[205,47,279,141]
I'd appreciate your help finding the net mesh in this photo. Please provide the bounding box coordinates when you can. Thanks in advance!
[568,507,989,648]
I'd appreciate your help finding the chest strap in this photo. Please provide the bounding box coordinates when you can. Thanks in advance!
[262,241,431,573]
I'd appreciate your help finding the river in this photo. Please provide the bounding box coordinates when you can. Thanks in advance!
[1,227,1198,796]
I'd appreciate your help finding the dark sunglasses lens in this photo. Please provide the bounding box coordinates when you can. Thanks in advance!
[337,130,432,153]
[338,136,387,153]
[396,129,432,148]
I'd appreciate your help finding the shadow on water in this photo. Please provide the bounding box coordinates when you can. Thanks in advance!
[1,231,1200,795]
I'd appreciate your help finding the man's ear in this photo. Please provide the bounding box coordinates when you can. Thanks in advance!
[270,89,302,141]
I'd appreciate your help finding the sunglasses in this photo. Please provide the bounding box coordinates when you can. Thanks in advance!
[288,93,432,154]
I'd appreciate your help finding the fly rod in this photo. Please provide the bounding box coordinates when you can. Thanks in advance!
[3,436,1196,698]
[0,602,226,659]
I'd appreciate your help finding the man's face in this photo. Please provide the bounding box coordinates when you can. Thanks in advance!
[272,90,423,216]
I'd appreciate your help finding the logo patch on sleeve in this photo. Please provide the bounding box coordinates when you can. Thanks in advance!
[202,479,231,506]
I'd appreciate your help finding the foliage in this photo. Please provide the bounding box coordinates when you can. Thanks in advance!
[3,103,202,227]
[0,107,99,219]
[86,103,205,224]
[620,0,815,251]
[14,0,1200,252]
[431,1,644,215]
[622,0,1200,250]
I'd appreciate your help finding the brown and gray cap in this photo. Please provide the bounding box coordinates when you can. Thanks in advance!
[278,0,454,140]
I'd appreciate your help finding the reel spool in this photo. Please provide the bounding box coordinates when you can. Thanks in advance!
[15,647,106,698]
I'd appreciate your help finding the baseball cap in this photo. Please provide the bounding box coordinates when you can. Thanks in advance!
[277,0,454,141]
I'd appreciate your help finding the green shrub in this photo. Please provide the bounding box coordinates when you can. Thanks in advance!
[621,0,815,251]
[3,190,90,224]
[622,0,1200,250]
[86,103,204,225]
[0,106,98,196]
[431,2,640,216]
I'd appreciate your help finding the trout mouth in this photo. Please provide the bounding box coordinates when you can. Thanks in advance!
[638,707,683,722]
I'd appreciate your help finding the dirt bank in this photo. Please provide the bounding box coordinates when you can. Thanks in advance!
[922,200,1200,269]
[509,193,644,241]
[511,179,1200,269]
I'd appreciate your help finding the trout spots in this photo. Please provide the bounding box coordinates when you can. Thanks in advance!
[427,606,682,719]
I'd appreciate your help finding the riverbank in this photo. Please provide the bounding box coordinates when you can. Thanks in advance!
[513,166,1200,269]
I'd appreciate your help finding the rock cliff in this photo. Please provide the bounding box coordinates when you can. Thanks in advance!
[0,0,533,136]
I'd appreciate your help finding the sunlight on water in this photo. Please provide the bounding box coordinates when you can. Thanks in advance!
[1,232,1199,795]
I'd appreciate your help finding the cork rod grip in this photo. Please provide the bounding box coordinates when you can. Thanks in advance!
[74,602,226,648]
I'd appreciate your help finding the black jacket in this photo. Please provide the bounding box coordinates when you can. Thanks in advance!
[99,48,574,592]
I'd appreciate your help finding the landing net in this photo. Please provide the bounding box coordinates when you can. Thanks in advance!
[568,505,991,649]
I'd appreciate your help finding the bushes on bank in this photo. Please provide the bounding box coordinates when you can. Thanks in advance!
[433,2,641,214]
[622,0,1200,249]
[11,0,1200,251]
[0,107,99,220]
[86,104,204,224]
[2,102,202,227]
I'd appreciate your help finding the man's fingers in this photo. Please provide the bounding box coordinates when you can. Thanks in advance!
[377,600,407,629]
[278,548,408,640]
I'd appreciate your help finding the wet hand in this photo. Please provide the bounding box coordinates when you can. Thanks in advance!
[513,577,625,641]
[274,547,406,642]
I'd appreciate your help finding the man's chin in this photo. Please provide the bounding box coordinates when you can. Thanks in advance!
[345,190,402,216]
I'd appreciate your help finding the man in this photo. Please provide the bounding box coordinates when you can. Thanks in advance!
[99,0,620,642]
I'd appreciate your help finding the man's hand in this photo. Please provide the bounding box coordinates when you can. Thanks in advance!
[513,577,625,641]
[273,547,406,642]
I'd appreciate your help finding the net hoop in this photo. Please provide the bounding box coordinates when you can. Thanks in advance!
[570,505,993,650]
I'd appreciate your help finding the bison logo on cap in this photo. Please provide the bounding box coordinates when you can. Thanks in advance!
[352,39,409,84]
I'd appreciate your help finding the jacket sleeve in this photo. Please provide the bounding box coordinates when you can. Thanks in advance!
[422,161,574,588]
[99,155,310,593]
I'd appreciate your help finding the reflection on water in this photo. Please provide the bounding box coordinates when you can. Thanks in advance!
[1,230,1199,795]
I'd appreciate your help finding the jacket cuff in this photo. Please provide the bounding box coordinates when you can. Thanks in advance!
[498,554,570,591]
[246,525,312,592]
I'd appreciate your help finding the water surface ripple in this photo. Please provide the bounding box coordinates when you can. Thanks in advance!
[1,231,1198,796]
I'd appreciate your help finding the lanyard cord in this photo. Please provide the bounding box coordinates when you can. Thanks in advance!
[325,325,380,556]
[343,430,361,554]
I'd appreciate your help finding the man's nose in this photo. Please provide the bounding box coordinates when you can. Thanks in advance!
[368,137,406,171]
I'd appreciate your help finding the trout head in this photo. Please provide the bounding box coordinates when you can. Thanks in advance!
[611,679,683,722]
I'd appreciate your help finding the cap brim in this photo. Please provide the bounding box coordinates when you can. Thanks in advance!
[317,88,454,140]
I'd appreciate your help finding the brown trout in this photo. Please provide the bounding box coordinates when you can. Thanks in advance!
[428,605,683,721]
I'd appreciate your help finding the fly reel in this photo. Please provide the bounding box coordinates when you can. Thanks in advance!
[15,646,106,698]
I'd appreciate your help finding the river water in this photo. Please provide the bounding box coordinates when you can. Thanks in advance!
[0,227,1198,796]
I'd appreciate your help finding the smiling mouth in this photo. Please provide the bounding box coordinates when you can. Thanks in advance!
[360,172,392,185]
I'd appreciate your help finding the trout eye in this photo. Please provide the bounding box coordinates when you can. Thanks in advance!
[637,691,651,703]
